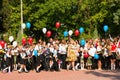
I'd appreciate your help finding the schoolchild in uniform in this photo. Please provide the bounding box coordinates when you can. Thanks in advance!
[27,45,34,70]
[3,48,12,73]
[25,45,33,71]
[96,42,103,70]
[74,40,81,70]
[83,47,89,69]
[110,41,117,70]
[33,42,43,70]
[103,43,111,70]
[35,47,43,72]
[40,46,50,71]
[18,46,28,73]
[116,38,120,70]
[0,46,6,71]
[88,44,97,69]
[50,44,59,71]
[11,46,19,71]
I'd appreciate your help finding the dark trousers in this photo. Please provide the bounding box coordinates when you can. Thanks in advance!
[41,56,51,71]
[102,56,111,70]
[91,57,98,69]
[50,57,59,71]
[0,55,6,70]
[31,56,37,70]
[116,60,120,70]
[84,58,88,69]
[58,54,67,69]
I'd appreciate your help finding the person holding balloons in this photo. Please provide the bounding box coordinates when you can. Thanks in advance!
[83,47,89,69]
[96,41,103,70]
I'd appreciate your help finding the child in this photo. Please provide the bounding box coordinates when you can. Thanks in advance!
[3,49,12,73]
[18,46,28,73]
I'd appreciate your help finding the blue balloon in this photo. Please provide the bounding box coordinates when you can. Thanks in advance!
[63,31,68,37]
[80,39,86,46]
[26,22,31,29]
[79,27,84,34]
[103,25,108,32]
[94,54,99,59]
[33,50,38,57]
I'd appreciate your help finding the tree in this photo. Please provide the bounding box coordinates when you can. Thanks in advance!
[0,0,120,41]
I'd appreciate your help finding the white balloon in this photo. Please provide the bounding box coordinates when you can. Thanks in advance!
[9,36,14,42]
[22,23,26,29]
[12,41,17,47]
[68,30,73,36]
[42,28,47,34]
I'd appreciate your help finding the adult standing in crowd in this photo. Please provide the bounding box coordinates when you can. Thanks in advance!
[66,39,77,71]
[58,40,67,70]
[96,40,103,70]
[88,44,97,69]
[110,41,117,70]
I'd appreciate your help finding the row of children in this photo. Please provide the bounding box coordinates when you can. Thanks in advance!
[0,37,120,73]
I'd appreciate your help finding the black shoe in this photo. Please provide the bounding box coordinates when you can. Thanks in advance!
[50,69,54,72]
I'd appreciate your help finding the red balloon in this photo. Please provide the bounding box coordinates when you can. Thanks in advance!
[74,30,80,36]
[84,53,89,58]
[46,31,52,38]
[28,37,33,45]
[55,22,61,28]
[22,38,26,45]
[0,41,5,48]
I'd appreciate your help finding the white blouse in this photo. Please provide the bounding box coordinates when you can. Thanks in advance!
[58,44,67,54]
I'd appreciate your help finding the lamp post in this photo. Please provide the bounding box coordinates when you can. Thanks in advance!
[20,0,23,38]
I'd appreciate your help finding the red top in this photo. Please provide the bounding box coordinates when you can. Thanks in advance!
[118,42,120,48]
[111,44,117,51]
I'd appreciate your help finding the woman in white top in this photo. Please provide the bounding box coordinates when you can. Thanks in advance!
[58,40,67,69]
[88,44,96,69]
[96,42,103,70]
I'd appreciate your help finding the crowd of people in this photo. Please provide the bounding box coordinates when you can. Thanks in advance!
[0,36,120,73]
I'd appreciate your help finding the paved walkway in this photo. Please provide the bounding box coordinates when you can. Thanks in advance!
[0,70,120,80]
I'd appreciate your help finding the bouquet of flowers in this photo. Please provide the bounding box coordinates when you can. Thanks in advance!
[0,50,6,54]
[0,49,6,58]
